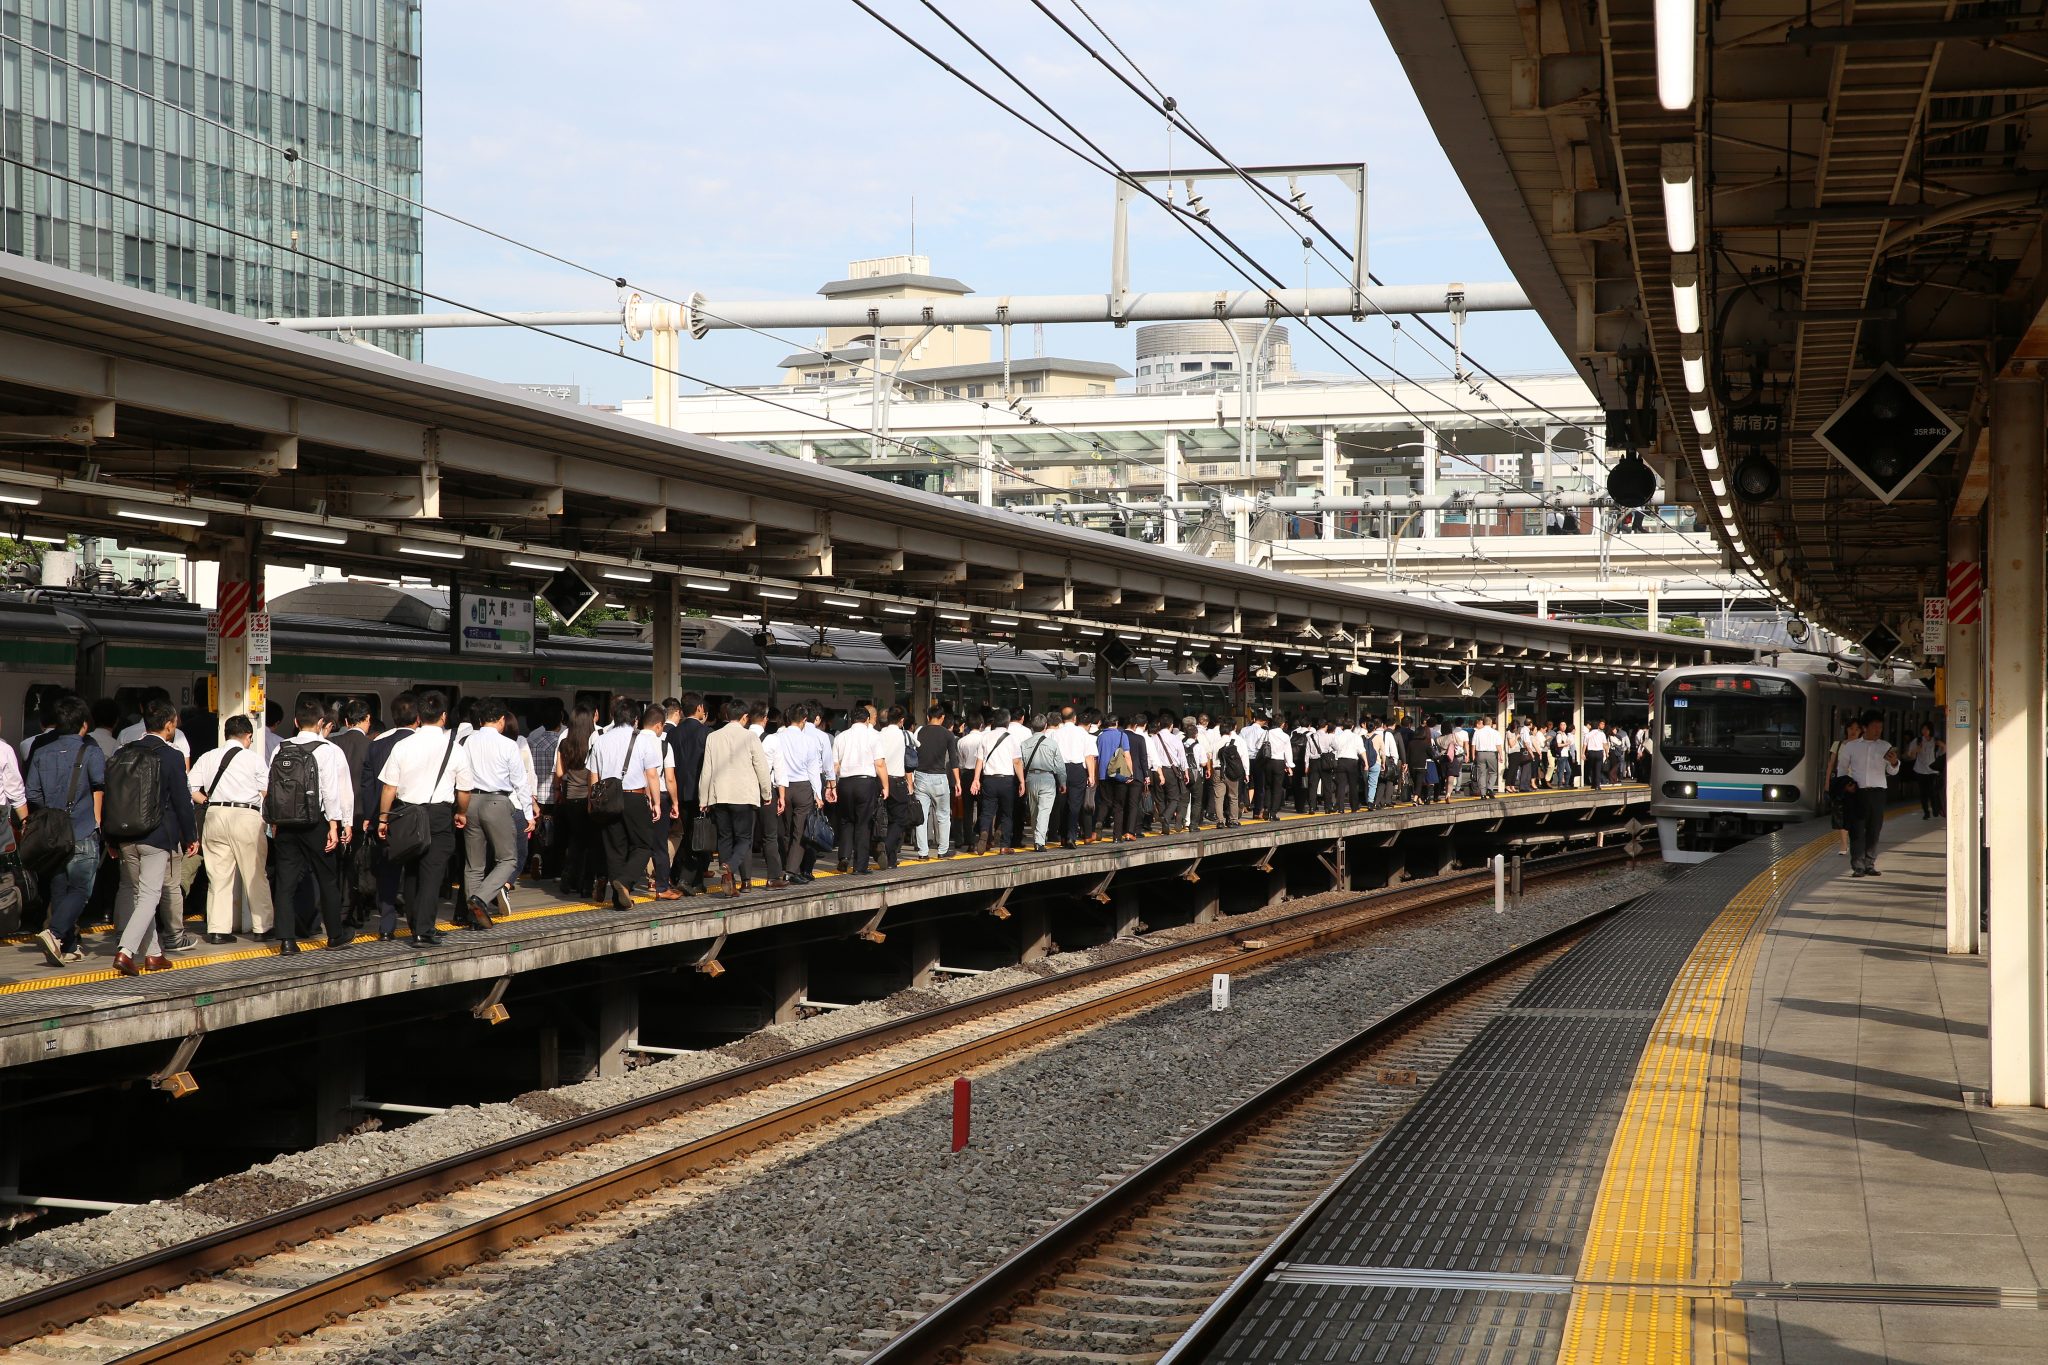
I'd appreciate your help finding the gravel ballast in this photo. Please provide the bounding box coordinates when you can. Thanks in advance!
[260,862,1677,1363]
[0,860,1673,1308]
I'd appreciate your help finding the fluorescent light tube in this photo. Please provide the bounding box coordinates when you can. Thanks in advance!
[265,520,348,546]
[119,503,208,528]
[507,556,567,572]
[602,567,654,583]
[396,540,463,560]
[823,596,859,608]
[0,484,42,506]
[882,605,916,616]
[684,579,730,592]
[1655,0,1695,110]
[756,588,800,601]
[1660,143,1697,252]
[1691,405,1713,435]
[1698,445,1720,471]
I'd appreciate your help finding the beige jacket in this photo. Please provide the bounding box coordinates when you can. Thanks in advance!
[698,721,773,807]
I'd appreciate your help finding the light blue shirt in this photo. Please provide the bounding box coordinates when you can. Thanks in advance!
[780,723,832,790]
[460,726,532,809]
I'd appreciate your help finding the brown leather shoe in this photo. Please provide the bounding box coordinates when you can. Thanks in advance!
[143,955,173,971]
[653,888,683,901]
[114,951,140,977]
[765,879,789,890]
[720,869,736,897]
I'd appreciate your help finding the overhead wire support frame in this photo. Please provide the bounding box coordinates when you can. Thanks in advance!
[1112,164,1369,323]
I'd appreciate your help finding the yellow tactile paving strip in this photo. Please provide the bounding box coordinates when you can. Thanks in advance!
[1556,830,1836,1365]
[0,783,1644,998]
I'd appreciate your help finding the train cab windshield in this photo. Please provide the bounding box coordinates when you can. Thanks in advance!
[1661,674,1805,761]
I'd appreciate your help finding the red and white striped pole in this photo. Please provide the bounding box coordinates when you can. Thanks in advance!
[1945,528,1983,957]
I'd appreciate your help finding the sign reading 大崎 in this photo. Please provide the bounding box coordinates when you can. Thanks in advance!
[459,592,536,657]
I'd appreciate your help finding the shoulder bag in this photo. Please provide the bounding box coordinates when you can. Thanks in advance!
[589,733,629,824]
[18,742,89,878]
[383,732,456,866]
[194,744,242,840]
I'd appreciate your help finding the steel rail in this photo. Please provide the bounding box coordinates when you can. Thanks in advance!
[863,902,1623,1364]
[0,844,1626,1355]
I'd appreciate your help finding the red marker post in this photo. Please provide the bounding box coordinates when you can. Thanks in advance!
[951,1076,971,1152]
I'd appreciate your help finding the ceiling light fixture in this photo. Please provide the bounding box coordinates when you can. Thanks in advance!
[395,539,464,561]
[1690,405,1713,436]
[882,605,917,616]
[1698,445,1721,472]
[263,521,349,546]
[683,579,730,593]
[506,556,567,572]
[1680,334,1706,395]
[938,611,972,622]
[0,483,42,506]
[119,502,208,528]
[1670,254,1701,334]
[822,596,859,608]
[756,587,801,601]
[1655,0,1695,110]
[602,566,654,584]
[1660,143,1697,251]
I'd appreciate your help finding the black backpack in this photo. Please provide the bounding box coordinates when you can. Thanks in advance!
[1219,743,1247,783]
[264,741,327,829]
[103,742,165,842]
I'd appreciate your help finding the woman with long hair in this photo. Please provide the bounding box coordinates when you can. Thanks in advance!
[554,706,600,898]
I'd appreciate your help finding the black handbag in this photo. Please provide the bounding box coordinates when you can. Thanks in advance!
[803,808,837,852]
[689,813,717,855]
[384,732,456,866]
[18,742,88,878]
[589,735,628,824]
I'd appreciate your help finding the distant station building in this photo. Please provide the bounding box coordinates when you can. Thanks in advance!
[636,259,1761,628]
[0,0,424,358]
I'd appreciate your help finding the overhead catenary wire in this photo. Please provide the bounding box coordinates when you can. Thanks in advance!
[855,1,1764,598]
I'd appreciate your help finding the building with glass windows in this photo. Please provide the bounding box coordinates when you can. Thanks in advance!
[0,0,422,357]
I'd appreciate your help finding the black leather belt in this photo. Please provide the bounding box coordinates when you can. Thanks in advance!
[210,800,261,810]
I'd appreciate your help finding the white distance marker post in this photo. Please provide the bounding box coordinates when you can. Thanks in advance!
[1494,854,1506,915]
[1211,973,1231,1011]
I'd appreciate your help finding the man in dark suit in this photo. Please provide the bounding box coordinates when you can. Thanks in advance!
[666,693,710,895]
[357,692,418,939]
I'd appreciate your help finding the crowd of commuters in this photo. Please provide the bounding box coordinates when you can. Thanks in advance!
[0,685,1652,972]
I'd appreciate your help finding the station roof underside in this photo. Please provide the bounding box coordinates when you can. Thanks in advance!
[0,255,1735,674]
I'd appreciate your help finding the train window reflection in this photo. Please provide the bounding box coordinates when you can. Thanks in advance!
[1662,675,1805,757]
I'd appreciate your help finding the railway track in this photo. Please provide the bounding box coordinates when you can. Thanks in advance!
[0,846,1627,1363]
[863,912,1603,1365]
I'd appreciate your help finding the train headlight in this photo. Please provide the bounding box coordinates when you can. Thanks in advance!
[1683,782,1696,798]
[1763,787,1778,800]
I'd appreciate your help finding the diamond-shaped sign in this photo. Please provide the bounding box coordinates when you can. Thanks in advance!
[1861,621,1901,663]
[1812,363,1960,504]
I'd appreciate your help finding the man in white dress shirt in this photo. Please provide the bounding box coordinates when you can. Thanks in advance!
[1838,711,1901,876]
[267,697,355,953]
[376,692,471,944]
[587,700,667,909]
[458,700,533,928]
[188,715,272,943]
[831,704,885,874]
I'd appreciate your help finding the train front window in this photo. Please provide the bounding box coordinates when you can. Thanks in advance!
[1662,675,1805,759]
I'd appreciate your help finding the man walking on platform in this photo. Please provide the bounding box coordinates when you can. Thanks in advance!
[376,692,467,944]
[1838,711,1900,877]
[107,700,197,975]
[458,701,530,928]
[188,715,271,943]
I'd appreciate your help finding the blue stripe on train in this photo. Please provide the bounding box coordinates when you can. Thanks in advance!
[1697,784,1762,802]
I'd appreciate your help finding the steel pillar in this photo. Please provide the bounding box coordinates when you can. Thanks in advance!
[595,964,636,1080]
[1946,517,1984,956]
[1163,430,1181,546]
[910,617,935,722]
[1985,377,2046,1107]
[651,577,683,703]
[910,918,941,989]
[1094,652,1113,712]
[771,930,808,1027]
[976,435,994,507]
[215,537,260,749]
[1015,905,1053,963]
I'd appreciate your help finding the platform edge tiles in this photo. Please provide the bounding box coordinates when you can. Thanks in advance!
[0,787,1648,1070]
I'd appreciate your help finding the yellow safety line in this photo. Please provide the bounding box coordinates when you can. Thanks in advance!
[1557,830,1836,1365]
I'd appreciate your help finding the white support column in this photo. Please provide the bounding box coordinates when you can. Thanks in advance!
[1418,427,1438,537]
[977,435,994,507]
[1571,674,1587,784]
[1985,376,2046,1107]
[799,440,817,463]
[1320,427,1338,541]
[215,539,260,748]
[1645,587,1661,633]
[1232,501,1250,565]
[651,577,683,703]
[651,325,677,429]
[1946,517,1983,957]
[1163,430,1181,546]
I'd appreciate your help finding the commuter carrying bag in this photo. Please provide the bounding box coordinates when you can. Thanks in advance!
[1104,733,1133,781]
[803,808,837,852]
[102,742,164,843]
[194,745,241,840]
[18,742,87,878]
[264,741,325,829]
[383,732,456,866]
[1218,744,1246,783]
[689,814,717,855]
[589,736,628,824]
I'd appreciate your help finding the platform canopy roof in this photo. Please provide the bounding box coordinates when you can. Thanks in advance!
[1376,0,2048,647]
[0,253,1736,675]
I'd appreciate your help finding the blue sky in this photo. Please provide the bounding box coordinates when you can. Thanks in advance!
[418,1,1571,405]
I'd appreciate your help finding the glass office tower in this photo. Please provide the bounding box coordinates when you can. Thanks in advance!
[0,0,422,358]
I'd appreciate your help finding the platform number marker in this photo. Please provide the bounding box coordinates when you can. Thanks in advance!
[1211,973,1231,1011]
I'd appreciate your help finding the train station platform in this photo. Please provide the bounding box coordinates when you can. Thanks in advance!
[1186,817,2048,1365]
[0,784,1648,1074]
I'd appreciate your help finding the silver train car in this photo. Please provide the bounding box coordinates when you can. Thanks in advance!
[1650,661,1933,862]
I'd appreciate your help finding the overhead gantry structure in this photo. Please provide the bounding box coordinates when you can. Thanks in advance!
[0,252,1732,714]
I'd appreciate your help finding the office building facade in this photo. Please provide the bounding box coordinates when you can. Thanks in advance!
[0,0,422,356]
